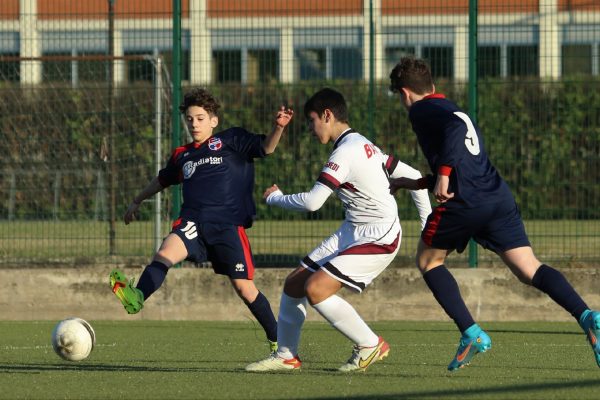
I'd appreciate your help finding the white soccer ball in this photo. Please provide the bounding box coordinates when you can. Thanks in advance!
[51,317,96,361]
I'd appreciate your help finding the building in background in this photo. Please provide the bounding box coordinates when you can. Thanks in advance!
[0,0,599,85]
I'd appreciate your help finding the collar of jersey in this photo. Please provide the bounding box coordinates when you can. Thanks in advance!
[333,128,356,149]
[423,93,446,100]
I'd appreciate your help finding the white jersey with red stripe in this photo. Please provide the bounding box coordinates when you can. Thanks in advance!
[316,129,397,224]
[267,129,431,227]
[266,128,432,291]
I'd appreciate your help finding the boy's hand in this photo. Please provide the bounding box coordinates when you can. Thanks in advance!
[123,201,141,225]
[389,177,419,194]
[263,184,281,200]
[275,106,294,128]
[433,175,454,203]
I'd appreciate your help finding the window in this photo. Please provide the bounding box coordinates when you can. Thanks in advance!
[422,46,453,79]
[42,53,71,82]
[125,52,154,82]
[331,48,362,79]
[0,53,19,82]
[211,49,279,83]
[296,48,326,80]
[508,45,538,77]
[247,49,278,83]
[295,47,362,81]
[213,50,242,82]
[562,44,592,76]
[478,46,501,78]
[162,50,190,82]
[385,47,415,76]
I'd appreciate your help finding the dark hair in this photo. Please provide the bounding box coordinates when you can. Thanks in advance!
[179,88,221,115]
[389,57,434,95]
[303,88,348,123]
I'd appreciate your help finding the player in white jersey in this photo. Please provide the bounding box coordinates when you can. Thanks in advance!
[246,88,431,372]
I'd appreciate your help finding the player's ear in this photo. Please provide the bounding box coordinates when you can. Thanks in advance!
[210,115,219,128]
[400,88,413,105]
[323,109,333,123]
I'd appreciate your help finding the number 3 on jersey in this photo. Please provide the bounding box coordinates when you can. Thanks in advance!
[454,111,481,156]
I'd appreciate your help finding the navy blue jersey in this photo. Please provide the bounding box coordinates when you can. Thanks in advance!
[409,94,512,207]
[158,127,266,228]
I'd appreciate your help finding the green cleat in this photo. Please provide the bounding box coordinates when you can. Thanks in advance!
[109,269,144,314]
[269,340,278,354]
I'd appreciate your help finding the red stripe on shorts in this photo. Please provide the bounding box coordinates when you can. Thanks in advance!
[237,226,255,280]
[422,206,446,246]
[339,232,400,255]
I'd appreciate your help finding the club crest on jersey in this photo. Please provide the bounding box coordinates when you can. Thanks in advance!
[182,161,197,179]
[208,137,222,151]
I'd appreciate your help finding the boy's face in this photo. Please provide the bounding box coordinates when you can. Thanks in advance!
[307,110,331,144]
[185,105,219,143]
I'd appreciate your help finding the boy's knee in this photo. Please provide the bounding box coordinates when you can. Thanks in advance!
[231,279,259,303]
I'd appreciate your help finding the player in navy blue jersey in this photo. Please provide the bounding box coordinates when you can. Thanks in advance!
[110,88,293,356]
[388,57,600,371]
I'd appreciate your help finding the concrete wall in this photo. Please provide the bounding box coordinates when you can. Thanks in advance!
[3,266,600,322]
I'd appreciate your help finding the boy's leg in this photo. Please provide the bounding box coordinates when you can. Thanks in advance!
[422,266,492,370]
[110,233,185,314]
[502,248,588,322]
[231,279,277,345]
[418,236,492,370]
[110,260,170,314]
[307,270,389,372]
[246,268,309,372]
[530,264,588,321]
[526,260,599,367]
[136,261,170,299]
[501,247,600,367]
[248,292,278,348]
[422,265,476,332]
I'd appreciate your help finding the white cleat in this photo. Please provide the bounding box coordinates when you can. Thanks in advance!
[245,354,302,372]
[338,336,390,372]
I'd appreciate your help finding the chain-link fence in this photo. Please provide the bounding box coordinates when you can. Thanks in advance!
[1,0,599,267]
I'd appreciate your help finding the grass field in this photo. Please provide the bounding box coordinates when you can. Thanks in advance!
[1,320,599,400]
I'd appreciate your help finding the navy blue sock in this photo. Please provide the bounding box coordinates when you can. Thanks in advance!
[135,261,169,300]
[423,265,476,333]
[247,292,277,342]
[531,264,588,321]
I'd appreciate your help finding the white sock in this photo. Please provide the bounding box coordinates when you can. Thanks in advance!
[312,295,378,347]
[276,293,308,359]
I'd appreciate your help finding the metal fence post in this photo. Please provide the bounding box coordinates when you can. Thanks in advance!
[468,0,479,268]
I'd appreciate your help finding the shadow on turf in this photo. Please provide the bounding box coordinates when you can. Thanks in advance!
[0,363,239,374]
[301,378,600,400]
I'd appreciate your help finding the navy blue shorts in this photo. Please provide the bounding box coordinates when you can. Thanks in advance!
[171,219,256,279]
[421,199,530,254]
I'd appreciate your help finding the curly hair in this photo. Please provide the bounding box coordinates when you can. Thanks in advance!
[179,88,221,115]
[389,57,434,95]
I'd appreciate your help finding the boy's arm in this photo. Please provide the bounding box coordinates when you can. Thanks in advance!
[262,106,294,154]
[263,183,332,212]
[124,177,165,225]
[389,160,432,228]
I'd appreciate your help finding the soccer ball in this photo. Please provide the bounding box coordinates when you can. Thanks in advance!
[51,317,96,361]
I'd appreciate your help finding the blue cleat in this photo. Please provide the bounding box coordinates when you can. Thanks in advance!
[579,310,600,368]
[448,324,492,371]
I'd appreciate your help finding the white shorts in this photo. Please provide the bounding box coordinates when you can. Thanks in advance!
[300,218,401,292]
